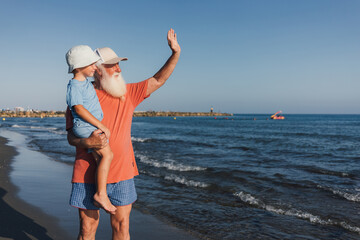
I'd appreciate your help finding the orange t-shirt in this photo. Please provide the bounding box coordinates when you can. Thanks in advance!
[66,80,149,183]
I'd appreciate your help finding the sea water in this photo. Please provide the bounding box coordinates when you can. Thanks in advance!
[0,114,359,239]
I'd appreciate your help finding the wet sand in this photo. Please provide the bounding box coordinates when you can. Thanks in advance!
[0,130,198,240]
[0,136,70,239]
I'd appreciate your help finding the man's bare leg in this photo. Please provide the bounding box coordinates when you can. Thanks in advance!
[78,209,100,240]
[110,204,132,240]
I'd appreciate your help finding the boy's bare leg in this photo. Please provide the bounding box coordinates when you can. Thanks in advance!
[92,145,116,214]
[78,209,100,240]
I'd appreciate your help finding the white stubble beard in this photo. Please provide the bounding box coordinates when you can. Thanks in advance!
[100,70,127,100]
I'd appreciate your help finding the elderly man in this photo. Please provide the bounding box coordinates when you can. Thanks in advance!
[66,29,180,240]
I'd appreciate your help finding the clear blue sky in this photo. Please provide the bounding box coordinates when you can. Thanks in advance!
[1,0,359,114]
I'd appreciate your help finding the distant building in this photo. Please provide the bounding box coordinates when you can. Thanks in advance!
[15,107,25,112]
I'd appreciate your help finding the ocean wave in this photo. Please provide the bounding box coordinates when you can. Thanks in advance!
[282,131,359,142]
[131,137,151,142]
[11,124,26,128]
[30,126,57,130]
[300,165,354,179]
[137,154,206,172]
[234,191,260,205]
[233,191,360,234]
[139,169,161,178]
[164,174,209,188]
[317,185,360,202]
[11,124,58,131]
[50,130,67,135]
[150,138,216,148]
[139,169,209,188]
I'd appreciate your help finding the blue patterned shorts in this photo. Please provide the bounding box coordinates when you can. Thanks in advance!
[69,178,137,210]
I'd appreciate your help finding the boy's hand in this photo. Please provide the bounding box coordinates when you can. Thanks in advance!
[100,125,111,139]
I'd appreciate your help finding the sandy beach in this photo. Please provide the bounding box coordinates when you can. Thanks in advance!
[0,136,70,239]
[0,130,199,240]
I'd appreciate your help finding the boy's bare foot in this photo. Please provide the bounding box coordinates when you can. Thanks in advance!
[93,193,117,214]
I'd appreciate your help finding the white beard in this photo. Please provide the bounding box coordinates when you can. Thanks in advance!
[100,71,127,99]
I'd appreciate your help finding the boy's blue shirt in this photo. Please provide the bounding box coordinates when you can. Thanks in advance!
[66,78,103,127]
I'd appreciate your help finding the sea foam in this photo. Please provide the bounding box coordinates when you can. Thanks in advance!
[233,191,360,234]
[137,154,206,172]
[12,124,57,131]
[164,174,209,188]
[317,185,360,202]
[131,137,150,142]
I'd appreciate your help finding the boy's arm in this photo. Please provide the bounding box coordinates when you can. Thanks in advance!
[73,104,110,138]
[67,128,108,148]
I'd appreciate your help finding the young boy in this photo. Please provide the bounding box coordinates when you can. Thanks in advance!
[66,45,116,214]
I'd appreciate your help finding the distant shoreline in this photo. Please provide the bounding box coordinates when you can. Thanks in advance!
[0,111,233,118]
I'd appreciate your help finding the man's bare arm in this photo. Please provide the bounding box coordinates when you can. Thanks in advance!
[67,128,108,149]
[146,28,181,96]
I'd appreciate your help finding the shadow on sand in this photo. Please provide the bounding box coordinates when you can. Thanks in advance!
[0,187,53,240]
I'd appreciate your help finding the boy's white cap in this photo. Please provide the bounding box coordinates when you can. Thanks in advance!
[95,47,128,64]
[66,45,100,73]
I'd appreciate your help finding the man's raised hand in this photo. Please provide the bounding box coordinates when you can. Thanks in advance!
[167,28,181,54]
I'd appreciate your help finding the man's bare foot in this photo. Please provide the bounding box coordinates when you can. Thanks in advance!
[93,193,117,214]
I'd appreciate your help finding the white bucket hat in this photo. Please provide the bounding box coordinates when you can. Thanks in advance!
[95,47,128,65]
[66,45,100,73]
